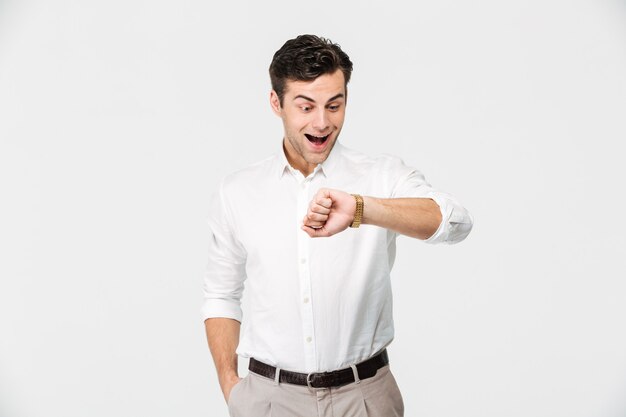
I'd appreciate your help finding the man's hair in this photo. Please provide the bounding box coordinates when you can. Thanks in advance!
[269,34,353,105]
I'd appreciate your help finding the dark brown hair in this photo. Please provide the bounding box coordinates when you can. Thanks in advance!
[269,34,353,105]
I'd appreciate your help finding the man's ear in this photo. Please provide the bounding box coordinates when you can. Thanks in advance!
[269,90,282,116]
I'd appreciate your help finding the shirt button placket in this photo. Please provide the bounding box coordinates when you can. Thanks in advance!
[297,178,316,370]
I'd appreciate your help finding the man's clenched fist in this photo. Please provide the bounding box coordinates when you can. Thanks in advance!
[301,188,357,238]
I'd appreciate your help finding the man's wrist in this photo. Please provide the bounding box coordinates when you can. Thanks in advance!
[219,370,239,384]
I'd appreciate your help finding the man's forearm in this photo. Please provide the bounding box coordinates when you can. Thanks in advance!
[302,189,444,239]
[362,197,442,240]
[205,317,241,400]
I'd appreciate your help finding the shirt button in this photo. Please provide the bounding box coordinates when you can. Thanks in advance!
[300,258,307,264]
[306,337,312,343]
[303,297,309,304]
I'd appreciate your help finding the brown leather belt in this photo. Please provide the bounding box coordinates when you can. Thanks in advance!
[248,349,389,388]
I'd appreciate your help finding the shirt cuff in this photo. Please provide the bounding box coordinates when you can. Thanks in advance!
[423,195,473,245]
[201,298,243,323]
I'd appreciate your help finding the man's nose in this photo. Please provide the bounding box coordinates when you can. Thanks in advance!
[312,109,329,132]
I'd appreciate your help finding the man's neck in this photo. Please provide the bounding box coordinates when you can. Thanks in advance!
[282,141,317,177]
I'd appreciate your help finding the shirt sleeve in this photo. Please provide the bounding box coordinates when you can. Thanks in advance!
[201,180,247,322]
[389,158,473,245]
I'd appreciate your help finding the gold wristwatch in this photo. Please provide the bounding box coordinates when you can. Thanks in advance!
[350,194,364,228]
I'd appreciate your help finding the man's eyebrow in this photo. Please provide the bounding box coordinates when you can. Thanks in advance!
[326,93,345,103]
[293,93,345,103]
[293,94,315,102]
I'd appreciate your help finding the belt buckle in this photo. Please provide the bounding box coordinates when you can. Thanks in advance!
[306,372,315,389]
[307,371,338,389]
[306,371,330,389]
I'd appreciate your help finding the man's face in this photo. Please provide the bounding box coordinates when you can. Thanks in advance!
[270,70,346,175]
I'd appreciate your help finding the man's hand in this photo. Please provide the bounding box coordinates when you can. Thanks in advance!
[221,373,242,403]
[302,188,356,238]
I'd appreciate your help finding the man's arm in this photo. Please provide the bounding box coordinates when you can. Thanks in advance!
[361,196,442,239]
[203,183,247,403]
[205,318,241,403]
[301,188,441,239]
[302,189,472,243]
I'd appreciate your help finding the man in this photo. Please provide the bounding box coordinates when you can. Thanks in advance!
[203,34,473,417]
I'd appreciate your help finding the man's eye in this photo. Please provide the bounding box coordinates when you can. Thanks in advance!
[328,105,340,111]
[301,106,311,112]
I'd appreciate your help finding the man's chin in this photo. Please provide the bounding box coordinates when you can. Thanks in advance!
[307,141,335,162]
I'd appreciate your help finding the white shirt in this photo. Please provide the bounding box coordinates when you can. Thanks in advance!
[202,142,472,373]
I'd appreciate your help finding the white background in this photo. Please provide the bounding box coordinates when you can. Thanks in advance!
[1,0,625,416]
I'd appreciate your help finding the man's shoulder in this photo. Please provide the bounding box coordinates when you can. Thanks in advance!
[219,152,278,192]
[339,143,410,171]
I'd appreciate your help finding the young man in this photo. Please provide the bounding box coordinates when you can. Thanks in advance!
[203,34,473,417]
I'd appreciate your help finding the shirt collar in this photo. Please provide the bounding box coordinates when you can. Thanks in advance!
[276,140,344,179]
[276,143,292,179]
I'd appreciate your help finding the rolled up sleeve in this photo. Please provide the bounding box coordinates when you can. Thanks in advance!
[390,159,473,245]
[201,181,247,322]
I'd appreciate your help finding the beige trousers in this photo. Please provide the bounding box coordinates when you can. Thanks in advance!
[227,364,404,417]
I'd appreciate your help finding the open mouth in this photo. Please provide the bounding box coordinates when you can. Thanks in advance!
[305,134,330,145]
